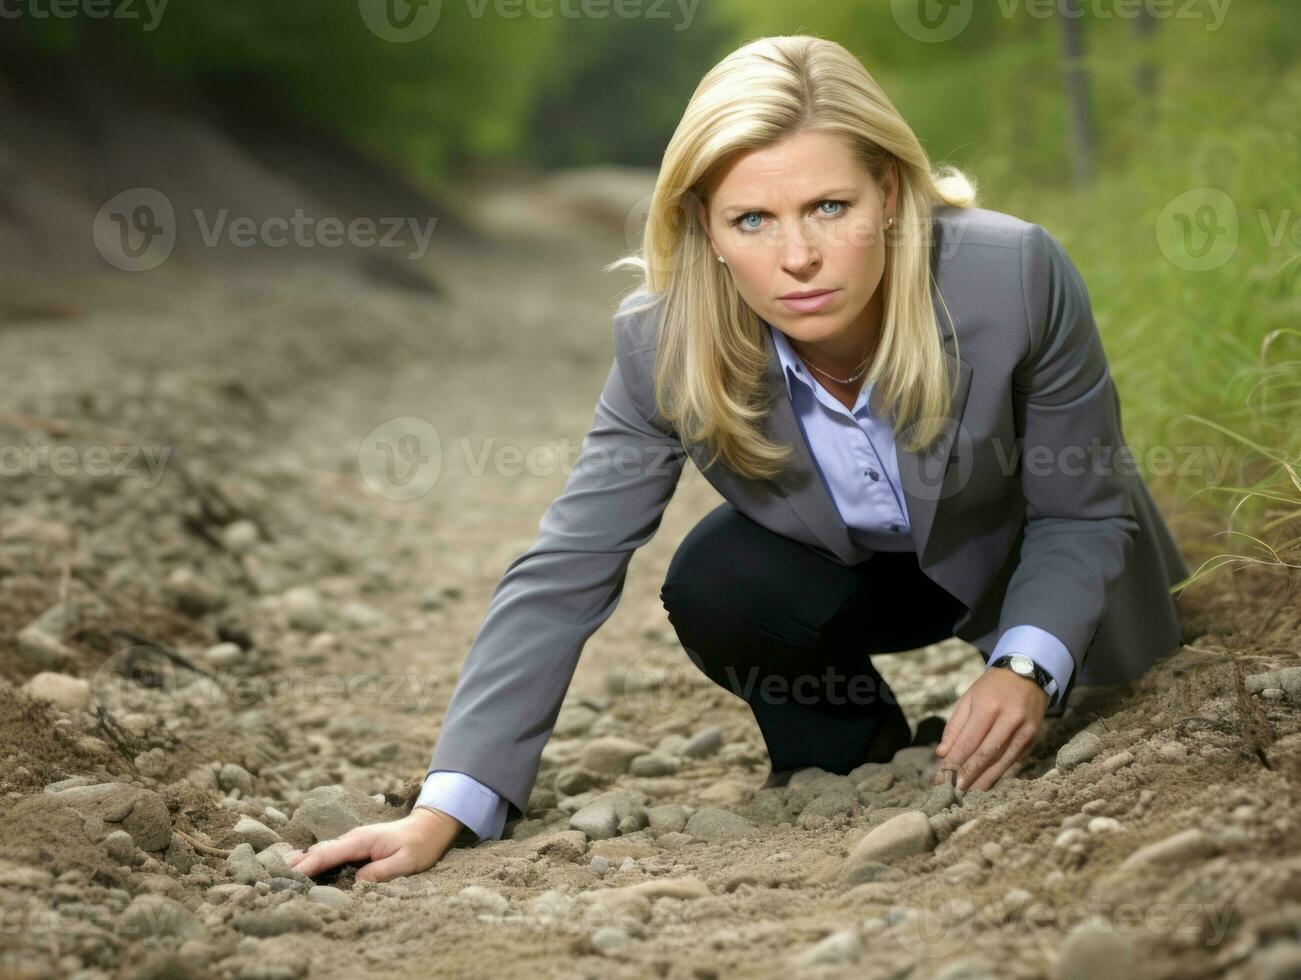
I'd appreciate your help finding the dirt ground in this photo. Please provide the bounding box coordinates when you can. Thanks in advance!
[0,175,1298,980]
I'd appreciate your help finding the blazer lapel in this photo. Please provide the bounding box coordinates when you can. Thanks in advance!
[896,342,973,564]
[759,318,973,567]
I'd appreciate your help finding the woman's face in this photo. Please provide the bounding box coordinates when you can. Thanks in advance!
[699,128,897,346]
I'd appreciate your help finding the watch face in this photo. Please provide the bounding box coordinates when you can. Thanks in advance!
[1008,654,1034,676]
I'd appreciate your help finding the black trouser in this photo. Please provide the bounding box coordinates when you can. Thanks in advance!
[659,502,966,778]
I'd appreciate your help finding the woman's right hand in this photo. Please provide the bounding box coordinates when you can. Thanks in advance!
[285,806,463,883]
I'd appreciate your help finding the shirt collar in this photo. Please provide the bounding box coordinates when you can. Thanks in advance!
[765,319,877,416]
[765,320,812,400]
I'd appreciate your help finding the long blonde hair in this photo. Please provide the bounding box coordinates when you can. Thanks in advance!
[608,34,977,481]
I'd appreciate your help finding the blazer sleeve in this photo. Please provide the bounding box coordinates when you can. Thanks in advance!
[424,305,685,828]
[995,223,1139,696]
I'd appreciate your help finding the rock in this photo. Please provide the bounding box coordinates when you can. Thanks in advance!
[221,519,261,554]
[1099,751,1134,773]
[218,763,255,795]
[116,895,205,941]
[256,843,312,883]
[793,928,861,966]
[681,727,724,758]
[683,808,755,842]
[308,885,351,908]
[1245,670,1281,693]
[526,830,589,863]
[0,861,54,889]
[855,767,896,792]
[579,737,652,775]
[1155,742,1187,762]
[922,782,959,815]
[1253,943,1301,980]
[16,625,74,668]
[204,642,245,668]
[22,672,91,711]
[283,586,326,632]
[891,746,939,771]
[571,802,620,840]
[341,601,384,629]
[1119,828,1218,871]
[1277,667,1301,700]
[103,830,136,863]
[206,883,255,905]
[230,816,281,851]
[232,906,322,937]
[1087,817,1121,834]
[280,785,391,846]
[843,811,935,873]
[163,833,198,874]
[628,753,680,777]
[1056,731,1104,771]
[591,926,630,955]
[555,767,603,796]
[1054,916,1136,980]
[48,783,172,851]
[554,703,599,737]
[457,885,508,915]
[165,568,225,615]
[645,805,693,837]
[225,843,270,885]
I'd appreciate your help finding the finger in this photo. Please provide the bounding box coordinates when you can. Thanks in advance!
[355,851,414,883]
[958,714,1023,791]
[290,831,375,878]
[942,704,997,784]
[935,696,971,759]
[969,720,1038,792]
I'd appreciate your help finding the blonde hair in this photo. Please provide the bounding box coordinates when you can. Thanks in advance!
[607,34,977,482]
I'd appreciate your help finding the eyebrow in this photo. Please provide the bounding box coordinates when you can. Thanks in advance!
[717,187,860,217]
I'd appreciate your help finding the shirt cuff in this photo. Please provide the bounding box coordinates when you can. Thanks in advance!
[988,624,1074,709]
[414,770,510,842]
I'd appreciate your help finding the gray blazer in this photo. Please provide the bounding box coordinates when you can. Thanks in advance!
[427,204,1189,826]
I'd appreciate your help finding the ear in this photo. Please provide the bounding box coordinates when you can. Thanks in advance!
[882,157,900,214]
[694,195,714,252]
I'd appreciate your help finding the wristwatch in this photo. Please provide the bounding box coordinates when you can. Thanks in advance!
[988,653,1057,701]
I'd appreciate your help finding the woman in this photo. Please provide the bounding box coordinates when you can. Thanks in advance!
[288,35,1188,883]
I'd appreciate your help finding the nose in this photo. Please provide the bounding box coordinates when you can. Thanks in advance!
[780,226,821,274]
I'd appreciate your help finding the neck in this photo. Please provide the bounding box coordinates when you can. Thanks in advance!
[788,288,884,380]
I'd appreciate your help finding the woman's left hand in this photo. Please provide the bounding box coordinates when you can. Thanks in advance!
[931,668,1048,791]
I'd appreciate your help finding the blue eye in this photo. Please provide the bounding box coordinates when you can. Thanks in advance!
[729,200,850,234]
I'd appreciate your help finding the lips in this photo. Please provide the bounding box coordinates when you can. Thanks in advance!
[777,289,838,313]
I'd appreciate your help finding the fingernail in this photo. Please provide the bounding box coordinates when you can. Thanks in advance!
[956,776,966,791]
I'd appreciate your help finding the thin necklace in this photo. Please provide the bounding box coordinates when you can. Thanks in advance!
[797,349,872,385]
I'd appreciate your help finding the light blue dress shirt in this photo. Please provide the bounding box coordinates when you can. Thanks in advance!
[416,321,1073,841]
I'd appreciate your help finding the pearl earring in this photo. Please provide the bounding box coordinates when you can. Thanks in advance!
[717,255,726,263]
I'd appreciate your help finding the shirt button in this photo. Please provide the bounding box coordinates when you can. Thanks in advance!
[864,469,879,481]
